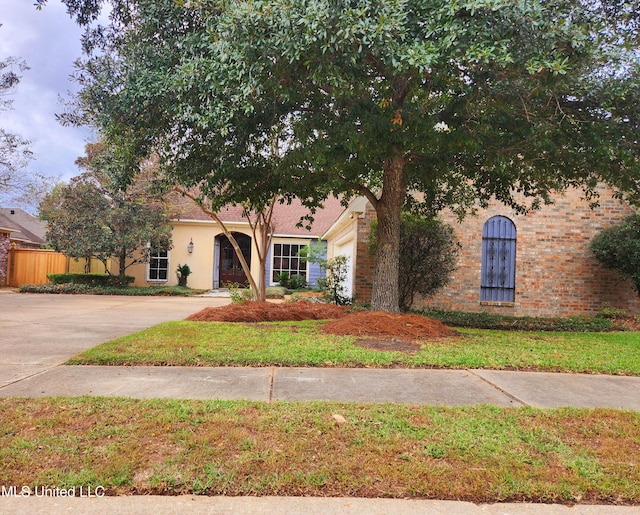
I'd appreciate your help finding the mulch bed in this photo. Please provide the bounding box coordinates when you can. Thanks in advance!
[321,311,456,339]
[186,302,455,351]
[185,301,349,323]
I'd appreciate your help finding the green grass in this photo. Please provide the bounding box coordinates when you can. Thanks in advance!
[1,398,637,503]
[67,320,640,375]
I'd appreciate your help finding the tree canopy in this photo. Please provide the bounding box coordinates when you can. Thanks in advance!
[45,0,640,311]
[40,143,173,278]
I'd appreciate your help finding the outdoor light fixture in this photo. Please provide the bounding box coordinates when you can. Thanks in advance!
[187,239,194,254]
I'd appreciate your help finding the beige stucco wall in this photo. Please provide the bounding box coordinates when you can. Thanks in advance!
[123,220,264,290]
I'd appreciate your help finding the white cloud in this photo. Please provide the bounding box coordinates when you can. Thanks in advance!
[1,0,95,182]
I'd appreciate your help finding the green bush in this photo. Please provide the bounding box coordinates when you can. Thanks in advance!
[20,283,93,294]
[589,214,640,297]
[20,283,203,296]
[419,308,615,332]
[287,274,308,290]
[47,273,134,287]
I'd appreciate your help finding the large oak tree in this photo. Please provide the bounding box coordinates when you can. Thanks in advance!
[44,0,640,311]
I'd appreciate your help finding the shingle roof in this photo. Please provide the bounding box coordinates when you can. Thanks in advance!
[170,193,346,237]
[0,208,47,245]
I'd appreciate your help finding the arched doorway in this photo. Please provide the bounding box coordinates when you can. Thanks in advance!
[216,233,251,287]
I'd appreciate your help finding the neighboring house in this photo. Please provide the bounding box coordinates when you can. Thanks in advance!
[0,208,47,248]
[0,208,48,286]
[323,186,640,317]
[122,195,345,291]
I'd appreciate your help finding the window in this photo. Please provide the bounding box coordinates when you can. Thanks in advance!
[271,243,307,283]
[480,216,516,302]
[147,249,169,282]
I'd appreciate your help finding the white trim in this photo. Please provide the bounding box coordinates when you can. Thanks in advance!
[146,249,170,283]
[322,196,367,240]
[269,241,311,287]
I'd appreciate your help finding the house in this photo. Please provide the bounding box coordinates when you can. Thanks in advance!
[323,186,640,317]
[0,208,47,286]
[122,195,345,291]
[0,208,47,249]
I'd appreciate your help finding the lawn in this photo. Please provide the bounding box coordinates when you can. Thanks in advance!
[1,398,638,504]
[67,320,640,375]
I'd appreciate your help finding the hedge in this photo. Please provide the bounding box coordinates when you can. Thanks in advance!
[46,273,135,287]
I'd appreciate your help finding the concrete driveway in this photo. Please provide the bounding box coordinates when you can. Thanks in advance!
[0,291,229,386]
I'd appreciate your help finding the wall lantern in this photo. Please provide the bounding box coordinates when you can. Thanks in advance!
[187,238,194,254]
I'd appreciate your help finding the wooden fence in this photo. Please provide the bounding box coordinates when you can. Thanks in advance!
[6,247,110,287]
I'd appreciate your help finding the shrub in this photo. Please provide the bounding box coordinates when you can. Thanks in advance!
[287,274,308,290]
[369,214,459,311]
[46,273,134,287]
[419,308,614,332]
[226,282,254,304]
[20,283,92,294]
[589,214,640,297]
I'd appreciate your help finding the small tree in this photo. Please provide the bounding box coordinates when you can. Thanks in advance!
[589,215,640,297]
[371,214,459,311]
[40,144,173,281]
[301,241,351,305]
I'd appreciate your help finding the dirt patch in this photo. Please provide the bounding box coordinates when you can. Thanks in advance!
[185,301,348,323]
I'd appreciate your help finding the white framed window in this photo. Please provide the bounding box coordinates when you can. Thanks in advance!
[147,249,169,282]
[271,242,308,283]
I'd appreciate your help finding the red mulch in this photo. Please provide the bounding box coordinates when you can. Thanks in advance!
[185,301,349,323]
[186,301,454,339]
[322,311,456,339]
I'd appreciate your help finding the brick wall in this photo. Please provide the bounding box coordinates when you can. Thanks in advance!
[352,187,640,316]
[353,203,377,305]
[420,187,639,316]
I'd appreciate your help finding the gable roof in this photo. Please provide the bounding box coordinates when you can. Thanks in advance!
[170,194,346,238]
[0,208,47,245]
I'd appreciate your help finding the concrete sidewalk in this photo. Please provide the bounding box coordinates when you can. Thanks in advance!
[1,364,640,410]
[1,495,638,515]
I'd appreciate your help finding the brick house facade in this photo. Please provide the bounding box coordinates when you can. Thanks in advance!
[326,186,640,316]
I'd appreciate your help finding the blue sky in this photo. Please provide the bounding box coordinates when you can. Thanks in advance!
[1,0,95,183]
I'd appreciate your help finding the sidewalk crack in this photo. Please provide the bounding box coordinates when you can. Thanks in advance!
[268,367,275,403]
[468,369,529,407]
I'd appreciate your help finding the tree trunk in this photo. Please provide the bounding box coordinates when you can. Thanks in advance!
[370,148,407,313]
[118,249,127,278]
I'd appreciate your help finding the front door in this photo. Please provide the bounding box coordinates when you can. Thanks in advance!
[219,233,251,287]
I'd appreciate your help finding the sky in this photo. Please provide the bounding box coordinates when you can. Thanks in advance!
[1,0,96,184]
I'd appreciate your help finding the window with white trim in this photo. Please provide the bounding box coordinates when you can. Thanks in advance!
[147,249,169,282]
[271,243,307,283]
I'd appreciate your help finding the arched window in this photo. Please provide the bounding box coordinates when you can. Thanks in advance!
[481,216,516,302]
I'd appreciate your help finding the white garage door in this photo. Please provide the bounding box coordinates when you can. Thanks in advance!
[335,241,354,299]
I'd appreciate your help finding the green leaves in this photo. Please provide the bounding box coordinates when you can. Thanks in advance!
[589,215,640,297]
[56,0,640,310]
[40,143,173,275]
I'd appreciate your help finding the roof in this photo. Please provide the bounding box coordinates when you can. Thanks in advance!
[170,194,346,238]
[0,208,47,245]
